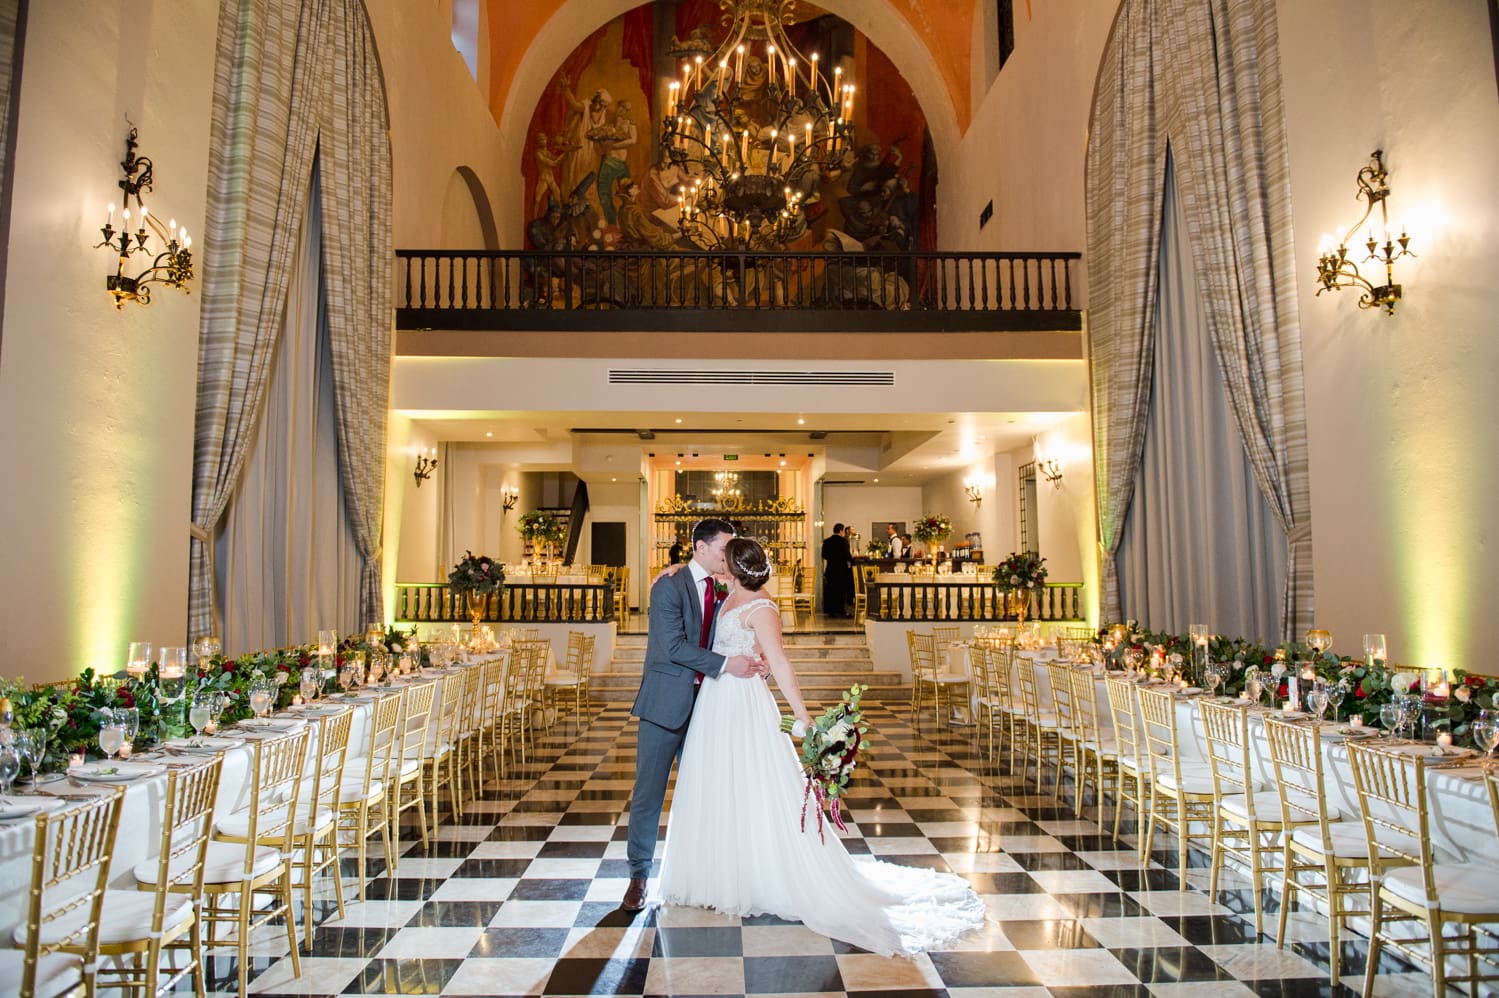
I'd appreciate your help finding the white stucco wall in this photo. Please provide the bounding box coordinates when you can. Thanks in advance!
[1277,0,1499,670]
[0,0,217,680]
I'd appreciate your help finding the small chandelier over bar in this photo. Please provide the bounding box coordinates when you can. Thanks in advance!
[661,0,856,250]
[95,124,194,309]
[1315,150,1414,316]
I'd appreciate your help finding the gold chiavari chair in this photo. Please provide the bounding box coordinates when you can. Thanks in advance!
[521,638,552,735]
[296,709,352,946]
[422,674,466,841]
[1103,676,1150,844]
[967,643,998,754]
[792,562,816,621]
[1349,741,1499,998]
[1136,684,1216,879]
[1198,699,1281,937]
[1,789,124,998]
[853,565,877,623]
[339,690,401,899]
[1012,655,1062,792]
[499,644,537,769]
[474,658,507,791]
[1069,666,1118,832]
[389,680,437,857]
[196,728,309,996]
[545,630,595,725]
[454,662,486,808]
[984,638,1024,772]
[932,624,961,647]
[1042,662,1081,804]
[1263,717,1364,986]
[909,631,969,728]
[67,760,220,998]
[609,567,629,623]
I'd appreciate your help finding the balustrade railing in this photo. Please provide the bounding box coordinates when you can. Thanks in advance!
[395,249,1081,332]
[395,582,616,624]
[868,581,1085,623]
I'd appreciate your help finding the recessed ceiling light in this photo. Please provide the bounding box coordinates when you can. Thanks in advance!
[675,460,681,466]
[611,477,617,482]
[779,460,786,467]
[873,477,880,483]
[485,431,493,438]
[797,417,805,425]
[675,418,682,424]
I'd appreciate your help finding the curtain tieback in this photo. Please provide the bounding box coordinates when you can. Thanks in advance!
[366,545,382,563]
[1287,523,1312,546]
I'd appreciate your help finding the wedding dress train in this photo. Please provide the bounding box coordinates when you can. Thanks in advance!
[657,598,986,957]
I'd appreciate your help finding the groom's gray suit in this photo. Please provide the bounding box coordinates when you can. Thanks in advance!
[627,562,728,880]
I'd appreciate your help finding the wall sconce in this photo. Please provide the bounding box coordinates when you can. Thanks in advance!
[413,447,437,487]
[500,486,519,514]
[1033,438,1063,489]
[95,124,194,308]
[963,480,984,508]
[1315,150,1415,315]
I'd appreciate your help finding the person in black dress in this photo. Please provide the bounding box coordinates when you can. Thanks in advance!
[668,535,685,565]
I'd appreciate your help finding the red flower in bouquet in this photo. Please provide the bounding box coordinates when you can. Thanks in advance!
[780,684,871,841]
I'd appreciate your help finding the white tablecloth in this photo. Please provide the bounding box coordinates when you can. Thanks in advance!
[0,652,505,941]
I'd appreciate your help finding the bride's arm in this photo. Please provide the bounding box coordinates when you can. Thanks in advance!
[744,603,813,728]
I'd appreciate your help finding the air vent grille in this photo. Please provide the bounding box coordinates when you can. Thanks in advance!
[609,369,894,387]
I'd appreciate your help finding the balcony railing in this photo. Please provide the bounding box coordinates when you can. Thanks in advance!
[395,249,1082,333]
[395,582,616,624]
[867,580,1085,623]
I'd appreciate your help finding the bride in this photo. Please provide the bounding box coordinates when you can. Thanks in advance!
[657,537,986,957]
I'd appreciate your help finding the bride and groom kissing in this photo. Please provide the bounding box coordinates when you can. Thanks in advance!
[623,518,985,957]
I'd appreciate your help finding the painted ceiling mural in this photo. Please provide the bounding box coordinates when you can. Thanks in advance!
[520,0,934,257]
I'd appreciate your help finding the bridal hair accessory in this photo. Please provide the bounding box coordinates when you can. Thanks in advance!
[781,683,870,842]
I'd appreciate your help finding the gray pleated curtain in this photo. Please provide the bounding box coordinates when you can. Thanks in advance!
[189,0,391,642]
[1085,0,1313,642]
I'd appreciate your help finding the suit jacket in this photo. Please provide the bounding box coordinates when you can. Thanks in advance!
[630,566,727,729]
[822,534,852,578]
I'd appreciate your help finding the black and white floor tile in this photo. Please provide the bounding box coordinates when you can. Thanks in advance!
[180,702,1436,997]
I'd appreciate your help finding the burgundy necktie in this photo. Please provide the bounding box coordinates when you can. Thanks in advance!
[699,577,717,649]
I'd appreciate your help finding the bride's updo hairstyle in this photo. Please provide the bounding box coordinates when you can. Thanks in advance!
[724,538,772,591]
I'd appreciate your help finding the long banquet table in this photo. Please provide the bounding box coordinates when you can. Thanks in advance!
[0,650,508,942]
[945,645,1494,863]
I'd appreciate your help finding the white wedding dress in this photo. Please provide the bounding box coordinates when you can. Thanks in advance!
[657,598,987,957]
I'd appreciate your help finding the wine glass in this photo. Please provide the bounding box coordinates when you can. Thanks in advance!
[1306,685,1330,723]
[1205,663,1223,697]
[188,696,212,739]
[1124,647,1143,675]
[115,707,139,754]
[97,721,125,761]
[1473,711,1499,768]
[1306,628,1333,659]
[207,692,226,731]
[248,681,274,720]
[1362,633,1387,670]
[0,742,19,796]
[18,727,48,783]
[1327,681,1346,723]
[1379,702,1400,739]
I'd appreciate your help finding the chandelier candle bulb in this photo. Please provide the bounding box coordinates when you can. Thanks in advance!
[694,54,703,89]
[766,45,775,87]
[736,44,744,84]
[809,53,818,95]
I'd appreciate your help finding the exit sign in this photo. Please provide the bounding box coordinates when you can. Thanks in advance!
[722,454,738,460]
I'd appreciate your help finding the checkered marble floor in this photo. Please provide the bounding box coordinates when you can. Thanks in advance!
[178,703,1438,997]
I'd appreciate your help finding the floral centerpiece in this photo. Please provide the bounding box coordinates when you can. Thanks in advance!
[516,510,567,546]
[866,537,889,557]
[911,514,952,545]
[449,550,504,625]
[780,683,870,840]
[993,551,1048,590]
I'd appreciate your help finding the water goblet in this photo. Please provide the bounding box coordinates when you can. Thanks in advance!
[1326,681,1346,723]
[0,742,19,795]
[208,692,226,731]
[1205,663,1223,697]
[248,681,274,720]
[1474,711,1499,768]
[188,696,212,739]
[115,707,139,755]
[97,721,125,761]
[19,727,49,783]
[1379,702,1400,738]
[1306,687,1330,723]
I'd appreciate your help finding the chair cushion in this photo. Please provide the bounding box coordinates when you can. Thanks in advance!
[135,839,283,886]
[1154,764,1217,796]
[17,888,194,948]
[0,949,84,998]
[1383,862,1499,915]
[216,804,333,839]
[338,777,384,805]
[1083,738,1120,758]
[1222,791,1338,824]
[545,671,583,687]
[1289,820,1413,861]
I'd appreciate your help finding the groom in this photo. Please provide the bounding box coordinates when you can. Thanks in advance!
[623,517,764,911]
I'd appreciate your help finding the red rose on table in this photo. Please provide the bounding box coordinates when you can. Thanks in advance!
[1355,683,1366,699]
[117,688,136,708]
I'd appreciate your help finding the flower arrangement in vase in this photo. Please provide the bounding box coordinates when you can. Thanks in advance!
[993,551,1047,622]
[448,550,505,624]
[912,514,952,564]
[516,510,567,568]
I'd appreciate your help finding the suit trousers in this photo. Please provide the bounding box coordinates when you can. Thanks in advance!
[628,708,692,879]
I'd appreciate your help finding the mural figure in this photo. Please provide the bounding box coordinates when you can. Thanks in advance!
[640,147,685,216]
[595,99,638,225]
[531,132,566,216]
[558,76,611,214]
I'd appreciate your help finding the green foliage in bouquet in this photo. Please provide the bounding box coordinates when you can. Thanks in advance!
[516,510,567,545]
[912,514,952,543]
[993,551,1048,590]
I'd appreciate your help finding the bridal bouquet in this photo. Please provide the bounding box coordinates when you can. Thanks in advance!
[780,683,870,841]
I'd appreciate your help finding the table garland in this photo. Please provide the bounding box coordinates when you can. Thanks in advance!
[0,625,425,764]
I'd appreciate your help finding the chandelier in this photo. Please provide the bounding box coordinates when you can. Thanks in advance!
[661,0,856,250]
[710,470,741,501]
[95,125,194,308]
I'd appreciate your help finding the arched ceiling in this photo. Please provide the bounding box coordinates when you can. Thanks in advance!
[485,0,971,235]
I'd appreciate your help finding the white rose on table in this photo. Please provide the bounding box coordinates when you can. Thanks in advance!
[1270,663,1286,679]
[1391,671,1417,693]
[1456,686,1471,703]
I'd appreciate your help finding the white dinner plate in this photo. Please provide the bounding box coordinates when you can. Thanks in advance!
[0,795,63,820]
[71,761,166,783]
[287,703,348,713]
[237,717,304,731]
[163,736,246,754]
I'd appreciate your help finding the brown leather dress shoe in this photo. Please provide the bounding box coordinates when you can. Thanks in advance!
[621,877,648,912]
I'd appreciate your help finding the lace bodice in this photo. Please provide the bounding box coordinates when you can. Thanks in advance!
[711,598,775,658]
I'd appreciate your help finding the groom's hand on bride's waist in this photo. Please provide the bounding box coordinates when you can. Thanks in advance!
[723,654,766,678]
